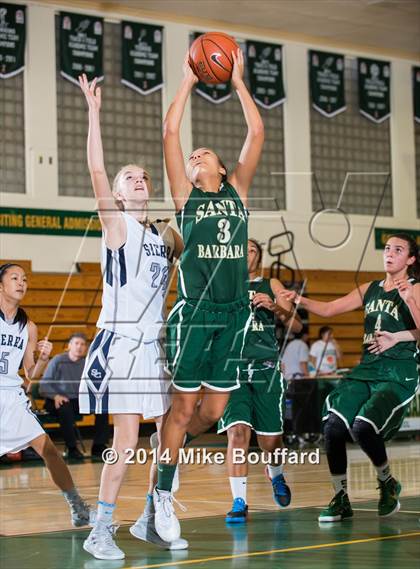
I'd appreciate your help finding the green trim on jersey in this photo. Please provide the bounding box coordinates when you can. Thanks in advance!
[175,181,248,303]
[243,277,279,362]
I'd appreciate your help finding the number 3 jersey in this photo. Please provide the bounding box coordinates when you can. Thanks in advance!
[176,182,248,303]
[96,213,174,342]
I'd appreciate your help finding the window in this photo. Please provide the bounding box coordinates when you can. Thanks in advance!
[310,57,392,216]
[0,73,25,194]
[56,18,164,198]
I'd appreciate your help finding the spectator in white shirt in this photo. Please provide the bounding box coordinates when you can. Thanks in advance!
[309,326,342,376]
[283,326,310,379]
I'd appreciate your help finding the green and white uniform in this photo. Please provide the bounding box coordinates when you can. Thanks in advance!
[167,181,251,391]
[323,278,420,440]
[218,277,285,435]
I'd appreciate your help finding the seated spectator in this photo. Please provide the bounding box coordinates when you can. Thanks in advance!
[40,333,109,459]
[282,326,310,379]
[309,326,342,376]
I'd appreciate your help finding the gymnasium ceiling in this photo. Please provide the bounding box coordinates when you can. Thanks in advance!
[95,0,420,57]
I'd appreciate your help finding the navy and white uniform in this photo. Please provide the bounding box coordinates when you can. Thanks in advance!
[79,214,175,417]
[0,314,44,456]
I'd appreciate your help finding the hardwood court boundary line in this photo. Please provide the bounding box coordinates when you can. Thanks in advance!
[127,531,420,569]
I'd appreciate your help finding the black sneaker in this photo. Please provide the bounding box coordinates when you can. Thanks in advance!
[91,444,107,458]
[64,447,85,460]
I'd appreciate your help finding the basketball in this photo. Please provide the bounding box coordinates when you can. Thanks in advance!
[189,32,239,84]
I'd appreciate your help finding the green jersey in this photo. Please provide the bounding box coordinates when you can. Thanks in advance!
[176,181,248,303]
[242,277,279,362]
[360,279,418,363]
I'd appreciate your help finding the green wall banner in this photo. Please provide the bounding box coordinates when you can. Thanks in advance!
[121,21,163,95]
[374,228,420,250]
[0,207,102,237]
[0,3,26,79]
[358,58,391,123]
[309,50,345,117]
[60,12,104,85]
[246,40,285,109]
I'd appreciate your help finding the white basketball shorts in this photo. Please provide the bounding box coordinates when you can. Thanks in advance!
[79,329,171,418]
[0,388,45,456]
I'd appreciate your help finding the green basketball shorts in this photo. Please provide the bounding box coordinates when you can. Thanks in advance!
[322,367,419,441]
[217,361,285,435]
[166,296,252,392]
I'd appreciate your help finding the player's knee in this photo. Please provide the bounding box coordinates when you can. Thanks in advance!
[228,424,250,447]
[172,406,195,428]
[200,407,223,426]
[258,435,282,453]
[39,436,59,460]
[352,418,377,443]
[324,414,349,445]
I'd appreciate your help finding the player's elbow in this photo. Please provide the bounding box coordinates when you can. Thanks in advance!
[163,117,178,138]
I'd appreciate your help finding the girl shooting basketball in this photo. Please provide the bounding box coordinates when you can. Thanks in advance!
[77,74,185,560]
[280,234,420,521]
[153,48,264,542]
[0,263,91,527]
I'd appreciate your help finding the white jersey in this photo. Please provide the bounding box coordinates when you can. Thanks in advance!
[0,313,28,389]
[96,213,174,342]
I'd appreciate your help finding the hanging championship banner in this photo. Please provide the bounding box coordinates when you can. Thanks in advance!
[414,67,420,124]
[246,40,285,109]
[192,32,231,104]
[0,3,26,79]
[121,21,163,95]
[358,58,390,123]
[309,50,345,117]
[60,12,104,86]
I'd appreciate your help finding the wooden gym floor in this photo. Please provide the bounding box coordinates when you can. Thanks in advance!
[0,436,419,569]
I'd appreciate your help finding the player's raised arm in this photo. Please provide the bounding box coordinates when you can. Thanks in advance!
[279,282,371,318]
[228,49,264,206]
[163,53,197,212]
[78,74,125,249]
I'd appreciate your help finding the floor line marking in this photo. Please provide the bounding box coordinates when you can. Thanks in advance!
[126,532,420,569]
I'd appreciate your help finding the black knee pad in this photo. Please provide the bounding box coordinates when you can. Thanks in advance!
[323,413,350,444]
[352,418,374,442]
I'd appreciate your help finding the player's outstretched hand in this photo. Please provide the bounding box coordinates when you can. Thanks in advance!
[278,289,301,304]
[37,337,53,362]
[78,73,101,112]
[231,48,244,88]
[367,331,397,354]
[183,51,199,86]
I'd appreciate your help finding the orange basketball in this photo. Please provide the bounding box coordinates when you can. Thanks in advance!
[189,32,239,84]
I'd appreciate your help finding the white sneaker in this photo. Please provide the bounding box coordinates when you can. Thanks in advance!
[130,512,188,550]
[83,522,125,560]
[153,487,181,543]
[150,432,180,493]
[69,496,94,527]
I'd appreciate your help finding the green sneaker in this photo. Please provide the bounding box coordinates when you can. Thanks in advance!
[318,491,353,522]
[378,477,401,517]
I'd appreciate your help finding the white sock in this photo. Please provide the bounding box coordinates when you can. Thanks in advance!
[229,476,247,502]
[267,464,284,479]
[97,500,115,524]
[375,462,391,482]
[332,474,347,495]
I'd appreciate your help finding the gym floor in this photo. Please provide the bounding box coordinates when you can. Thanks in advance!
[1,437,419,569]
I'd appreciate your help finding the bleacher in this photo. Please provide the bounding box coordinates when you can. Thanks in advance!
[2,259,382,369]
